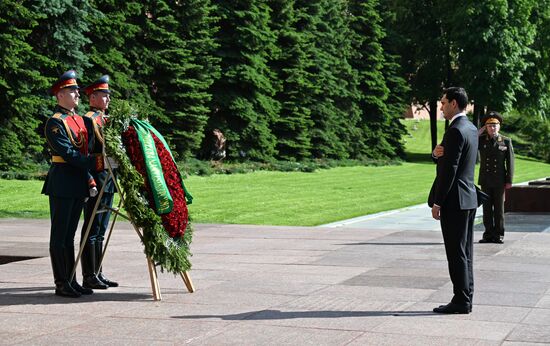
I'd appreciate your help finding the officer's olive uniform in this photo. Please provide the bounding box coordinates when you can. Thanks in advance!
[478,134,514,240]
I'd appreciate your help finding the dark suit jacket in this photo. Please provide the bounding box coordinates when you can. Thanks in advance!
[428,116,478,210]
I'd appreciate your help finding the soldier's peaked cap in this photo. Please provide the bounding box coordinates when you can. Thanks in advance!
[481,111,503,126]
[84,75,110,96]
[50,70,79,96]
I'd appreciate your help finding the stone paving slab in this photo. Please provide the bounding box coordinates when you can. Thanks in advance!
[1,218,550,345]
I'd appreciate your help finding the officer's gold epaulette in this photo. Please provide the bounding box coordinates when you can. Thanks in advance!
[52,112,62,119]
[84,111,97,118]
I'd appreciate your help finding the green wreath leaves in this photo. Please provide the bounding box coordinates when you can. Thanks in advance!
[103,100,193,274]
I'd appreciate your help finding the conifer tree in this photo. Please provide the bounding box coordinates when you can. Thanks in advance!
[381,53,409,159]
[30,0,99,75]
[162,0,220,158]
[348,0,394,159]
[84,0,157,115]
[0,1,52,170]
[209,0,280,161]
[294,0,360,159]
[267,0,314,160]
[378,1,409,159]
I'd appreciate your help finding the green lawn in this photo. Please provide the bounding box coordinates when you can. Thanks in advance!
[1,119,548,225]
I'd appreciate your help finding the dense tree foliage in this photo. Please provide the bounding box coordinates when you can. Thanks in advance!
[0,1,52,170]
[0,0,548,170]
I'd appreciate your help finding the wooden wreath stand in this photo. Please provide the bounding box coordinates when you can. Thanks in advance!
[70,155,194,301]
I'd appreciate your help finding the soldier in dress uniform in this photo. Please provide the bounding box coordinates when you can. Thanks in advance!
[42,70,98,297]
[478,111,515,244]
[79,75,119,289]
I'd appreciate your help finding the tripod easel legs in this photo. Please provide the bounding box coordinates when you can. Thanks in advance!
[180,271,195,293]
[147,256,162,301]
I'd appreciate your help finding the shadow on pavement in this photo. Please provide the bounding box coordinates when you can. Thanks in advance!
[337,242,442,246]
[173,309,437,321]
[0,286,152,305]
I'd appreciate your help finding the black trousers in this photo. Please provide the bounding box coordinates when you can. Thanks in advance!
[49,196,85,251]
[481,185,505,239]
[440,208,476,306]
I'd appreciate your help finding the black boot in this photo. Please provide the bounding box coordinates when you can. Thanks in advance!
[50,248,80,298]
[81,240,108,289]
[96,240,118,287]
[65,246,93,295]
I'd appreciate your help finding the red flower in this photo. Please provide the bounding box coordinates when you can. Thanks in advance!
[122,126,189,238]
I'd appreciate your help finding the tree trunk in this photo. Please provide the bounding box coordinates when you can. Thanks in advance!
[473,104,484,128]
[429,98,438,150]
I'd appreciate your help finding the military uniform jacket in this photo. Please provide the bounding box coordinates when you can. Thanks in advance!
[478,134,514,188]
[84,109,115,194]
[42,106,96,198]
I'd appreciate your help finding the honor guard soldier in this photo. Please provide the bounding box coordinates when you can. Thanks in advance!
[80,75,119,289]
[42,70,98,297]
[478,111,515,244]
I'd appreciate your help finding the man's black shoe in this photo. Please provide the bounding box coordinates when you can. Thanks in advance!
[478,237,492,243]
[433,303,470,314]
[492,238,504,244]
[98,273,119,287]
[83,275,108,289]
[55,282,81,298]
[71,281,93,295]
[438,304,472,312]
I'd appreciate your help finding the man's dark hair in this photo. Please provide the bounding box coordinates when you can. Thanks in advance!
[443,87,468,110]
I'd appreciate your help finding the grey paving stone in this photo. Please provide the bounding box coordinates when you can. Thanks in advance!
[372,317,516,341]
[308,250,396,267]
[506,324,550,344]
[473,279,549,295]
[536,294,550,308]
[342,274,448,290]
[206,276,328,296]
[428,289,543,308]
[363,267,451,278]
[22,335,175,346]
[277,295,414,313]
[309,285,436,302]
[195,322,363,345]
[43,317,230,345]
[348,332,501,346]
[521,308,550,325]
[0,311,93,336]
[405,302,531,323]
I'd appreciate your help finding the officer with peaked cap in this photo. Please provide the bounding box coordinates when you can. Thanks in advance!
[478,111,515,244]
[42,70,98,297]
[80,75,119,289]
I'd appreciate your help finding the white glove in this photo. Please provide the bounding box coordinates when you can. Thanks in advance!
[89,187,98,197]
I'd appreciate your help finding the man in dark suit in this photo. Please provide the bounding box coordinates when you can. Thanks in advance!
[428,87,478,314]
[42,70,98,297]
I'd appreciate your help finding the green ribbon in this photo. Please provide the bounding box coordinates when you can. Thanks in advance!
[131,119,173,214]
[131,118,193,208]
